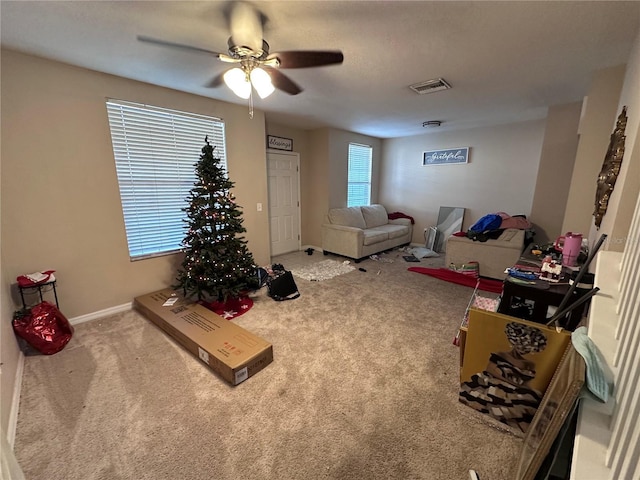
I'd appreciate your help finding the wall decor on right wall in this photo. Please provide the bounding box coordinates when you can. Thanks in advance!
[422,147,469,166]
[594,106,627,229]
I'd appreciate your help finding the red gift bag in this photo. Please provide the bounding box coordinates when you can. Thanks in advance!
[12,302,74,355]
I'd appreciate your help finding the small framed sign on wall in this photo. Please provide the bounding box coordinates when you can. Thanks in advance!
[267,135,293,151]
[423,147,469,166]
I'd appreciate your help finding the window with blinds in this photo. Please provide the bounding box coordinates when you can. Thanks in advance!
[106,99,226,260]
[347,143,372,207]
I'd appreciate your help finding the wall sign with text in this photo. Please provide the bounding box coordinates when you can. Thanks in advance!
[423,147,469,166]
[267,135,293,151]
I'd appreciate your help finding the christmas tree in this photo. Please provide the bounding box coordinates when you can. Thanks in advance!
[175,137,258,302]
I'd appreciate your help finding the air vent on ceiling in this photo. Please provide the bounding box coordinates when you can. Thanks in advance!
[409,78,451,95]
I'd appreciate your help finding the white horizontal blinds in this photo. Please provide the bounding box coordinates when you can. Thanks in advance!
[106,100,226,259]
[606,191,640,479]
[347,143,372,207]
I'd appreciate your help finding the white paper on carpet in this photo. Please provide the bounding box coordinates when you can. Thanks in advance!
[291,259,355,281]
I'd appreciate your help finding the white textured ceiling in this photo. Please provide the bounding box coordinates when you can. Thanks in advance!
[2,1,639,138]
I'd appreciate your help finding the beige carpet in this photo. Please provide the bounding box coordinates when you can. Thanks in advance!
[14,250,522,480]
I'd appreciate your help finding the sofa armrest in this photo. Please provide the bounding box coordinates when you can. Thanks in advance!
[321,223,364,258]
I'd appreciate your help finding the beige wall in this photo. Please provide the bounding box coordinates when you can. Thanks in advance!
[327,129,383,210]
[596,33,640,252]
[306,129,331,247]
[265,122,312,157]
[529,102,582,245]
[1,49,271,317]
[562,65,626,238]
[1,49,271,435]
[380,120,545,245]
[263,124,383,248]
[262,122,327,248]
[264,122,313,246]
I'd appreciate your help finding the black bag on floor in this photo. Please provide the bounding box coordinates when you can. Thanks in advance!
[256,267,270,288]
[267,270,300,301]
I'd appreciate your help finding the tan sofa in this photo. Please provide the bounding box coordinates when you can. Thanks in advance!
[322,204,413,262]
[445,228,525,279]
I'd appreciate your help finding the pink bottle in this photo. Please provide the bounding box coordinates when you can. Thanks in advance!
[554,232,583,267]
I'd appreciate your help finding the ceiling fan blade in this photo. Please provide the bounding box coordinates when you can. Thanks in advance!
[204,72,225,89]
[137,35,225,58]
[264,69,303,95]
[266,51,344,69]
[225,1,266,52]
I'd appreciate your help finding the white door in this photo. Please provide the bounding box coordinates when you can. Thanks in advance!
[267,151,300,256]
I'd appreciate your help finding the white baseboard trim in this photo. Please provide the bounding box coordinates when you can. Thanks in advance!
[7,351,25,448]
[68,302,132,325]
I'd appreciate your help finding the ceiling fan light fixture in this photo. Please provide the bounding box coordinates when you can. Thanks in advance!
[224,68,251,99]
[250,67,275,99]
[137,2,343,105]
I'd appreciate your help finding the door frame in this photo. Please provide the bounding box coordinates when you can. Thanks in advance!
[267,148,301,256]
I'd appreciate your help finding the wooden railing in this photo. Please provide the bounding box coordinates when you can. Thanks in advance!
[571,192,640,479]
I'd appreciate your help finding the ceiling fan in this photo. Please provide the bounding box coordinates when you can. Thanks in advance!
[137,1,344,100]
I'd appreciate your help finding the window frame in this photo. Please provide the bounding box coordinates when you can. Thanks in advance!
[347,142,373,207]
[106,99,227,260]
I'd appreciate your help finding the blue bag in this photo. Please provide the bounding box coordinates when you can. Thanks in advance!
[469,214,502,233]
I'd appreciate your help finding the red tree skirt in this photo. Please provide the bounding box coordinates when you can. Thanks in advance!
[200,296,254,320]
[407,267,504,294]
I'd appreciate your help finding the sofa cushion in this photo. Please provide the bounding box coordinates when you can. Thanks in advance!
[328,207,366,229]
[375,224,410,240]
[363,229,389,246]
[361,204,388,228]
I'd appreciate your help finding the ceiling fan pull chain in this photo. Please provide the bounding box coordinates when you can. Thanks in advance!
[249,88,254,119]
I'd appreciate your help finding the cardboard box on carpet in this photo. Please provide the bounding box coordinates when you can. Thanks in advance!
[134,289,272,386]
